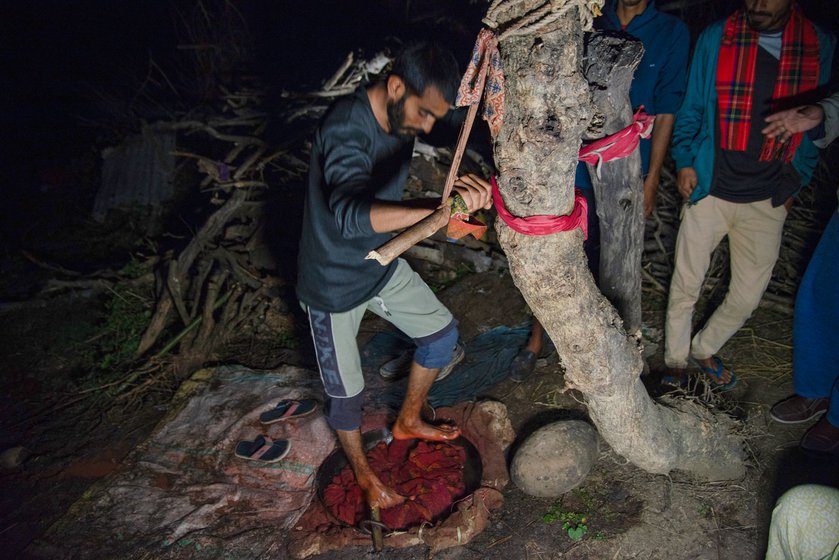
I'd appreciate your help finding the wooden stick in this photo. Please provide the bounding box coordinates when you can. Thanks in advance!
[365,206,451,265]
[441,81,484,202]
[371,506,384,552]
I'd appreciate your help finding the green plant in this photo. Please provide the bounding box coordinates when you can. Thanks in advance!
[542,503,589,541]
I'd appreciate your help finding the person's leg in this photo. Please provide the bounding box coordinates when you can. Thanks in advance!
[369,259,461,441]
[691,199,786,382]
[303,302,366,410]
[664,197,728,371]
[793,212,839,406]
[524,318,546,355]
[772,213,839,425]
[765,484,839,560]
[303,302,405,509]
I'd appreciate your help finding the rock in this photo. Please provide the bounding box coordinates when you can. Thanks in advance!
[511,420,598,497]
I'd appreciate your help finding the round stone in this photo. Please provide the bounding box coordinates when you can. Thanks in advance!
[510,420,598,498]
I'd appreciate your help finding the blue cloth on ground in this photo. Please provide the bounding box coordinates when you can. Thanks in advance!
[362,324,531,409]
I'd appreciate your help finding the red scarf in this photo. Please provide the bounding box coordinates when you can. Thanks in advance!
[716,6,820,162]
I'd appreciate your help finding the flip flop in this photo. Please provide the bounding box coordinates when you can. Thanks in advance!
[259,399,317,424]
[691,356,737,392]
[234,435,291,463]
[660,370,688,390]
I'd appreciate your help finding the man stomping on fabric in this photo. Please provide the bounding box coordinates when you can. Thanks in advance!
[297,43,493,508]
[663,0,834,389]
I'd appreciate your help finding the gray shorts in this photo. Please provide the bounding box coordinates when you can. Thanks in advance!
[302,259,455,400]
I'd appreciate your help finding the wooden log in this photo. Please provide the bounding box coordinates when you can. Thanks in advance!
[583,31,645,334]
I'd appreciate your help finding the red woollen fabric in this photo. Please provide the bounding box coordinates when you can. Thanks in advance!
[323,439,467,529]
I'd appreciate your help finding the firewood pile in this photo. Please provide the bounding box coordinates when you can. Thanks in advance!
[134,53,396,369]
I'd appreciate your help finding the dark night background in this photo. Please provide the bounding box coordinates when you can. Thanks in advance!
[2,0,836,210]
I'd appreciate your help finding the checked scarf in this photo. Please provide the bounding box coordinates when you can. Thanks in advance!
[716,6,820,162]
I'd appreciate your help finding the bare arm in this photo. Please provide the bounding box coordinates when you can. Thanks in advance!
[370,198,440,233]
[370,173,493,233]
[644,113,675,217]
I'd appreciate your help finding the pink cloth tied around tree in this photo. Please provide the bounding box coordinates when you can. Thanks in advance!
[491,177,589,239]
[578,108,656,178]
[456,28,505,138]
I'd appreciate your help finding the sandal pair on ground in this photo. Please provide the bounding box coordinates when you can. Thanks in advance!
[661,355,737,392]
[234,399,318,463]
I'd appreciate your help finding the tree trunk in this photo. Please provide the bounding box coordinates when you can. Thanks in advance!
[491,6,744,480]
[583,31,644,334]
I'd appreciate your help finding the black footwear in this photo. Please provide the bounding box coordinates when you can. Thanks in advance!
[259,399,318,424]
[234,436,291,463]
[800,416,839,456]
[769,395,829,424]
[379,349,413,380]
[510,350,537,383]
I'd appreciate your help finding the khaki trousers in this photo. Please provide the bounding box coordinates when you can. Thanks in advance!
[664,195,787,368]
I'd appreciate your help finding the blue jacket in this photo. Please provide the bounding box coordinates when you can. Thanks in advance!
[597,0,690,117]
[577,0,689,188]
[671,18,835,204]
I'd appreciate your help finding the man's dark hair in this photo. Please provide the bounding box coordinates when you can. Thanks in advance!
[390,42,460,104]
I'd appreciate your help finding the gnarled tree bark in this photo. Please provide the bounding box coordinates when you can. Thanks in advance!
[583,31,644,334]
[490,6,744,480]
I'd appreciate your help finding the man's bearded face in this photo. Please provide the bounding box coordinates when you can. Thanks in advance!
[386,94,423,139]
[744,0,793,32]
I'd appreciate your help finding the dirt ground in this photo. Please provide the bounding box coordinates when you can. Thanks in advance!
[1,158,837,560]
[287,270,839,560]
[3,257,838,560]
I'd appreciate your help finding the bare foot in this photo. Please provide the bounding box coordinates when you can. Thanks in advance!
[359,473,406,510]
[391,418,461,441]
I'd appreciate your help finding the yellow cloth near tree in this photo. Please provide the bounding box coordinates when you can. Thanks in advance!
[766,484,839,560]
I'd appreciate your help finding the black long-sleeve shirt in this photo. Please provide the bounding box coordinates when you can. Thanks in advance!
[297,86,414,312]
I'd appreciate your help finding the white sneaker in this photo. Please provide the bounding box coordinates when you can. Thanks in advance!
[436,342,465,381]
